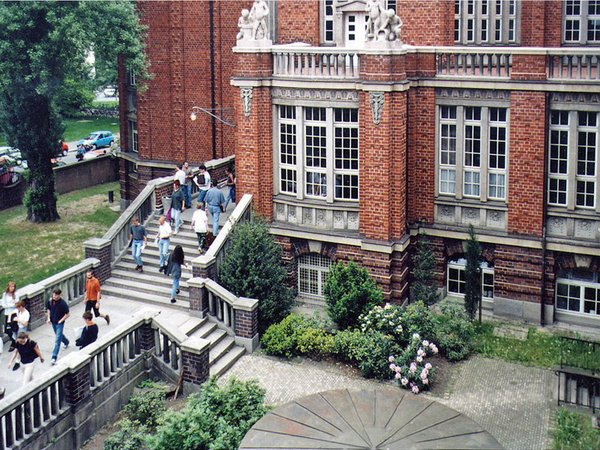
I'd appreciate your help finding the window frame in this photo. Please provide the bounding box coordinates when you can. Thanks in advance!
[563,0,600,44]
[297,253,331,299]
[128,120,138,153]
[547,108,600,212]
[447,258,494,300]
[556,272,600,316]
[274,104,359,204]
[436,104,509,202]
[454,0,520,45]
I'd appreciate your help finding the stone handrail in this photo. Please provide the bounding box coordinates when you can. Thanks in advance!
[273,45,360,79]
[0,309,210,450]
[192,193,253,282]
[548,52,600,80]
[188,276,259,352]
[435,50,511,78]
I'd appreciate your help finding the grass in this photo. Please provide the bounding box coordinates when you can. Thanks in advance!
[473,322,600,370]
[0,116,120,146]
[0,182,121,290]
[553,408,600,450]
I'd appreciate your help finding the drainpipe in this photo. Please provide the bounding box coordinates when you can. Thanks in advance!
[540,92,550,327]
[209,0,217,160]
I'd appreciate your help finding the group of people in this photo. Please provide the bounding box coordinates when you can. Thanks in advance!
[0,271,109,389]
[130,163,236,304]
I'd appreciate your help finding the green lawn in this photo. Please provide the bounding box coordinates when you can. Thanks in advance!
[0,116,120,146]
[0,182,121,291]
[553,408,600,450]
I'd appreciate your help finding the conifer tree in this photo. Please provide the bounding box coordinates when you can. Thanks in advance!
[410,234,438,306]
[219,219,294,333]
[464,225,482,321]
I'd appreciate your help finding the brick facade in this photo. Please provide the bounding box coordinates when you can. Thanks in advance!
[126,1,600,326]
[182,348,210,385]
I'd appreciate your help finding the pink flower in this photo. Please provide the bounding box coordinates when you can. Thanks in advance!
[411,385,420,394]
[425,363,432,370]
[420,369,429,379]
[429,343,439,354]
[423,378,429,385]
[401,377,409,386]
[417,349,425,357]
[388,356,395,363]
[395,372,402,379]
[422,340,430,347]
[389,363,397,371]
[416,356,423,363]
[409,363,417,373]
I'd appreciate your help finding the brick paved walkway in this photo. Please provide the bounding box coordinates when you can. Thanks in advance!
[220,353,555,450]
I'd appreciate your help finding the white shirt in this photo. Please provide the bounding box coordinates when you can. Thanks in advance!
[158,222,172,239]
[1,291,18,316]
[16,308,30,328]
[198,171,211,191]
[174,169,186,186]
[191,209,208,233]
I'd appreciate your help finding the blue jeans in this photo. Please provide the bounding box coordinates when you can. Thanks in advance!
[198,190,208,205]
[171,276,180,300]
[132,240,144,266]
[172,208,182,233]
[159,238,170,267]
[208,205,221,236]
[51,322,69,360]
[224,187,236,210]
[183,185,192,208]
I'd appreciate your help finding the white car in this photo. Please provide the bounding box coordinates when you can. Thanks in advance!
[103,87,116,97]
[0,146,27,170]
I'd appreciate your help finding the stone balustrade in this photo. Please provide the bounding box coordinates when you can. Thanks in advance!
[0,309,210,450]
[273,45,360,79]
[547,49,600,80]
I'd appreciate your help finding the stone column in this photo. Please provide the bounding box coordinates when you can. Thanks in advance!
[139,323,155,352]
[18,285,46,329]
[191,255,217,281]
[234,297,259,352]
[187,277,210,317]
[180,337,211,388]
[84,238,112,283]
[63,353,92,409]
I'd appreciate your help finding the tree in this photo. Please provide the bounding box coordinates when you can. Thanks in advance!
[219,220,295,333]
[324,261,383,330]
[464,225,482,321]
[0,1,146,222]
[410,234,439,306]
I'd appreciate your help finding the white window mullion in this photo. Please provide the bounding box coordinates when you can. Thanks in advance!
[326,108,334,204]
[480,107,490,202]
[567,111,579,210]
[456,106,465,199]
[296,106,304,200]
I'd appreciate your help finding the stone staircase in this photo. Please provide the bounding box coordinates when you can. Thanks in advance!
[102,215,246,378]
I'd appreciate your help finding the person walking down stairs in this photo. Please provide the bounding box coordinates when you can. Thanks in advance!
[171,180,186,235]
[156,215,172,273]
[130,217,148,272]
[84,270,110,325]
[166,245,186,304]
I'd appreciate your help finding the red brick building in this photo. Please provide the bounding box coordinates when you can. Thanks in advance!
[120,1,600,329]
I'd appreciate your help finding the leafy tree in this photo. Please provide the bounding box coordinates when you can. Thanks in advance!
[219,219,294,333]
[324,261,383,330]
[0,1,146,222]
[410,234,439,305]
[148,378,268,450]
[464,225,482,321]
[56,78,95,117]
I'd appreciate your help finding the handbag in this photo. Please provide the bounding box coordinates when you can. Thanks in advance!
[165,207,172,222]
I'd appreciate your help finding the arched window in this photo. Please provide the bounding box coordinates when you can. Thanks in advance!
[556,269,600,316]
[447,257,494,300]
[297,253,331,299]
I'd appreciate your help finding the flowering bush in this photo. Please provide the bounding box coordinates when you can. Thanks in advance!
[389,333,438,394]
[359,304,404,342]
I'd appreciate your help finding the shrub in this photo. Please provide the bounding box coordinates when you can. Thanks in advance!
[332,329,371,363]
[219,220,294,333]
[296,327,335,359]
[401,301,436,342]
[389,333,439,394]
[104,418,148,450]
[432,302,476,361]
[261,313,318,358]
[553,408,600,450]
[124,388,165,430]
[324,261,383,330]
[410,235,439,306]
[149,378,267,450]
[359,304,405,342]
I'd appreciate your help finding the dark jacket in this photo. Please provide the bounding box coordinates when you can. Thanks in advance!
[76,324,99,349]
[171,188,185,211]
[166,253,182,278]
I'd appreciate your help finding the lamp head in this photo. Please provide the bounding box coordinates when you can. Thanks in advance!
[190,112,197,121]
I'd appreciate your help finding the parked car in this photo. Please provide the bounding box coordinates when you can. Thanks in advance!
[103,86,116,97]
[83,149,108,160]
[0,147,27,171]
[77,131,114,150]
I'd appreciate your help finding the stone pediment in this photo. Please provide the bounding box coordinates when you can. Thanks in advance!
[335,0,368,13]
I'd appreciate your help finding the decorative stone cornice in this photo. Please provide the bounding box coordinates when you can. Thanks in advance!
[550,92,600,104]
[271,87,359,102]
[436,88,510,102]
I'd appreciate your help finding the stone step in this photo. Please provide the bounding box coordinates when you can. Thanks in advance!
[104,277,190,298]
[178,316,207,336]
[209,335,235,364]
[118,256,194,274]
[209,345,245,378]
[204,328,228,350]
[296,297,326,309]
[110,268,191,289]
[145,225,201,242]
[121,246,202,264]
[192,320,218,340]
[101,285,190,311]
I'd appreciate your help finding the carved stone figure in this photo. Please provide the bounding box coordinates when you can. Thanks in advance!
[250,0,269,40]
[365,1,403,43]
[236,8,252,41]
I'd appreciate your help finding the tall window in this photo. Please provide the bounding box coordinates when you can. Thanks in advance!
[564,0,600,44]
[548,110,599,210]
[127,69,136,86]
[447,258,494,299]
[438,105,508,201]
[298,253,331,299]
[556,269,600,316]
[276,105,359,202]
[455,0,519,45]
[323,0,335,43]
[128,120,138,153]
